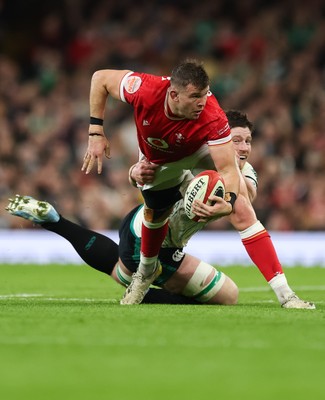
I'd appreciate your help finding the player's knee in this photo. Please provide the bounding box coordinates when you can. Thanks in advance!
[181,261,233,304]
[220,277,239,305]
[143,204,173,223]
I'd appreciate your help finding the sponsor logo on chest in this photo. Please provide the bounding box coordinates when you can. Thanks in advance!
[143,131,185,152]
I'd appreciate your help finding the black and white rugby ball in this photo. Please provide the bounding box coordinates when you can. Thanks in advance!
[184,170,225,221]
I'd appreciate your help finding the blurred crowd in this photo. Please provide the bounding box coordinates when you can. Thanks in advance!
[0,0,325,231]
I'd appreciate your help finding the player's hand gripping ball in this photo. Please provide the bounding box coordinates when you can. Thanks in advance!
[184,170,225,221]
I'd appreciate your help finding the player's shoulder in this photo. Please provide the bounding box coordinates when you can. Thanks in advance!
[129,71,170,87]
[205,92,228,121]
[122,71,169,104]
[202,93,230,138]
[242,161,258,187]
[242,161,256,175]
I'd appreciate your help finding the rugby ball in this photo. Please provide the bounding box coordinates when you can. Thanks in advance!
[184,170,225,221]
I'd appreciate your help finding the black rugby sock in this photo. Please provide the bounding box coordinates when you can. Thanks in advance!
[143,288,200,305]
[42,216,119,275]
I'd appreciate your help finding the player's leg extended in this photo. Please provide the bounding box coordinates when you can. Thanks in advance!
[43,216,119,275]
[120,185,182,305]
[6,194,119,275]
[229,191,315,309]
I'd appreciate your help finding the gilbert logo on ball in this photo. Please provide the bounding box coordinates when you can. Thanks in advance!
[184,170,225,221]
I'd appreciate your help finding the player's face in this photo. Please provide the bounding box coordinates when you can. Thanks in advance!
[172,84,210,119]
[231,126,252,169]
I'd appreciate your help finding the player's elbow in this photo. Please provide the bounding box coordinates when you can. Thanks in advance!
[91,69,105,82]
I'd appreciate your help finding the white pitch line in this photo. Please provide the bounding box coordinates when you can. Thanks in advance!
[0,293,43,299]
[42,297,118,303]
[0,293,117,302]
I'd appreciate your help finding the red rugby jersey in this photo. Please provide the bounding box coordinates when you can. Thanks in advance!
[120,72,231,164]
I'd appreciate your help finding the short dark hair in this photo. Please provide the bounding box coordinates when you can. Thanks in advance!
[226,110,253,132]
[170,59,209,90]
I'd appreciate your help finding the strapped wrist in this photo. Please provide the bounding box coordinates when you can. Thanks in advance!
[225,192,237,211]
[90,116,104,125]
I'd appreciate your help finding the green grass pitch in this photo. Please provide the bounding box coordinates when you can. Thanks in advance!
[0,264,324,400]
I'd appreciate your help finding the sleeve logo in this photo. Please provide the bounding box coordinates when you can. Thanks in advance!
[125,76,142,94]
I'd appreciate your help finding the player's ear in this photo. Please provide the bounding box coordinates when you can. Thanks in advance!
[169,89,179,101]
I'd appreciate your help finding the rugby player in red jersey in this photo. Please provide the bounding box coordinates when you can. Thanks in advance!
[82,60,240,304]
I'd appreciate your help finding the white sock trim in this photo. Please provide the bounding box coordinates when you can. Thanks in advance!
[138,254,159,276]
[239,220,265,240]
[269,273,288,288]
[268,273,294,304]
[140,254,158,265]
[143,219,168,229]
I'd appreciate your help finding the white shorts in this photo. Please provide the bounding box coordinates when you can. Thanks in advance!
[138,145,215,191]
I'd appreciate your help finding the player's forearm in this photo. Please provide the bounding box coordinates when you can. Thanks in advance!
[221,167,240,195]
[244,177,257,203]
[89,71,109,121]
[221,168,240,213]
[211,142,240,194]
[210,143,240,213]
[216,159,241,210]
[89,69,131,124]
